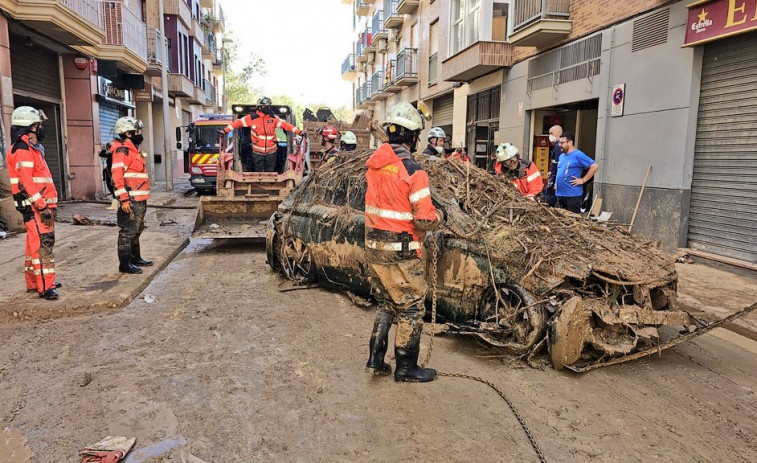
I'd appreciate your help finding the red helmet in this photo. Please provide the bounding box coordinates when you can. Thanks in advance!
[320,125,339,141]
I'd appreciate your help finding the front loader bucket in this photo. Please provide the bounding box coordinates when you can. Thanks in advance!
[192,195,280,240]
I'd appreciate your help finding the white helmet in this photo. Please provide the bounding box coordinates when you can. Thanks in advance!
[114,116,144,135]
[12,106,44,127]
[428,127,446,141]
[382,101,425,132]
[341,131,357,145]
[496,143,519,163]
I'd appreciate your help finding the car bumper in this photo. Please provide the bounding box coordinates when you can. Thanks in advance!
[190,175,216,190]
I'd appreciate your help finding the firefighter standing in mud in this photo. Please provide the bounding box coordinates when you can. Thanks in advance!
[222,97,303,172]
[7,106,61,299]
[364,101,442,383]
[111,117,152,274]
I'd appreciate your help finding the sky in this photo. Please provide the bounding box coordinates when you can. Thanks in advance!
[220,0,355,109]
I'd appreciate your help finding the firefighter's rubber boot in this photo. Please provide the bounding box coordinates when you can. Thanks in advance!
[394,317,437,383]
[118,236,143,274]
[39,288,58,300]
[365,309,393,375]
[106,199,119,210]
[131,240,153,267]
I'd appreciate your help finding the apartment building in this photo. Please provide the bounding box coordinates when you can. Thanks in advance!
[344,0,757,265]
[0,0,227,198]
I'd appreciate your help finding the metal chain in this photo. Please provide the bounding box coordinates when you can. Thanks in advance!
[422,233,548,463]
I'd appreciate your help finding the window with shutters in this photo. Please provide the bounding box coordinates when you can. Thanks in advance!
[429,21,439,85]
[450,0,482,55]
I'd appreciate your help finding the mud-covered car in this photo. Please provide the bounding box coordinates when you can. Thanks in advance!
[267,151,750,371]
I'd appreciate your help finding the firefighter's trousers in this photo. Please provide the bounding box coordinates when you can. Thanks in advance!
[117,200,147,264]
[367,253,427,350]
[23,208,55,294]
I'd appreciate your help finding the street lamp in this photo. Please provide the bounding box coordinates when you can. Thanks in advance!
[221,38,233,113]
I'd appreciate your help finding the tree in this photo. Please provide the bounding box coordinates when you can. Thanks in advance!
[223,32,266,110]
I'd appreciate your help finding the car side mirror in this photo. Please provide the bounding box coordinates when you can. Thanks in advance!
[175,127,182,142]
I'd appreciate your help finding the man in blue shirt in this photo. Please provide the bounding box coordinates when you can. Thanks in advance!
[555,132,598,213]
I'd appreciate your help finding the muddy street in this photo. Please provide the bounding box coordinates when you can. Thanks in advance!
[1,239,756,462]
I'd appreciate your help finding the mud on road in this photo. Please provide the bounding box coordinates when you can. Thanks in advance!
[1,240,756,462]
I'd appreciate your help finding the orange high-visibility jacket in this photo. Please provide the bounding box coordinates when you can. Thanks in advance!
[7,134,58,211]
[111,139,151,204]
[365,144,438,256]
[500,160,543,199]
[223,110,302,155]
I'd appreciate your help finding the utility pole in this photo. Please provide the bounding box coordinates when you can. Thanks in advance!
[158,0,173,191]
[221,38,233,113]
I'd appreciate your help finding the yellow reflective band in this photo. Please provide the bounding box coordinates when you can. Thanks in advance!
[9,178,19,184]
[527,172,541,182]
[17,161,34,168]
[112,162,127,169]
[33,177,53,183]
[114,188,127,196]
[45,198,57,204]
[123,173,149,178]
[29,192,42,202]
[365,240,421,252]
[129,190,150,196]
[408,187,430,204]
[364,205,414,221]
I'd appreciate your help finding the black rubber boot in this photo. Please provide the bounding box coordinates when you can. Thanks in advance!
[365,309,393,375]
[131,240,153,267]
[118,235,143,274]
[39,288,58,300]
[394,315,437,383]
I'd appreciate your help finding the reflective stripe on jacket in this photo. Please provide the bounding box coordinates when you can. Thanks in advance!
[365,143,437,256]
[509,160,544,198]
[7,134,58,210]
[111,139,151,203]
[223,110,302,155]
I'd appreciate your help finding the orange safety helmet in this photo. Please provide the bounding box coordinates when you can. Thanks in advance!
[320,125,339,141]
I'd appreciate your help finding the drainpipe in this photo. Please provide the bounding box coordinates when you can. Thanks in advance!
[158,0,173,191]
[58,54,72,199]
[596,28,615,198]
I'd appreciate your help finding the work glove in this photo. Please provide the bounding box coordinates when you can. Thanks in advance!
[217,129,226,138]
[121,201,132,214]
[38,207,54,227]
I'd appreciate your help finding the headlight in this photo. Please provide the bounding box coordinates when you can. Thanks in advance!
[190,166,203,174]
[279,107,288,114]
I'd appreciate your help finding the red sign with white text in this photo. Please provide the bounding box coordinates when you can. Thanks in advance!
[684,0,757,46]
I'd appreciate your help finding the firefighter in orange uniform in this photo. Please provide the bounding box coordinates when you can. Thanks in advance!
[320,125,340,164]
[7,106,61,299]
[494,143,544,200]
[222,97,303,172]
[364,102,442,383]
[111,116,152,274]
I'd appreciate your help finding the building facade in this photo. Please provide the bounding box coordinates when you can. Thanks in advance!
[343,0,757,264]
[0,0,227,199]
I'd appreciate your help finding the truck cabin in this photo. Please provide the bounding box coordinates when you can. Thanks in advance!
[187,114,233,154]
[229,104,297,174]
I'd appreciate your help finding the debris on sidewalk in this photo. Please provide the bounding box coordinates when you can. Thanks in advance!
[73,214,93,226]
[79,436,135,463]
[143,295,156,304]
[79,372,92,387]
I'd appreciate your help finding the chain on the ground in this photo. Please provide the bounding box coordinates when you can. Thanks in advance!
[422,235,548,463]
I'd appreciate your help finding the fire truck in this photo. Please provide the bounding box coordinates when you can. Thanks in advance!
[180,114,233,194]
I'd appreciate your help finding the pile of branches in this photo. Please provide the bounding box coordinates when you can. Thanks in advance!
[303,150,676,291]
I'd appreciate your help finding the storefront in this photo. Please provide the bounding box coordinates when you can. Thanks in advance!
[466,86,500,170]
[684,0,757,263]
[97,76,134,145]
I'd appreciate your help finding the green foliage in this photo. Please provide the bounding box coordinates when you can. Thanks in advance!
[223,32,266,111]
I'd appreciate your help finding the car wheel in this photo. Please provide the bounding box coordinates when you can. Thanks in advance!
[266,214,282,272]
[477,284,547,355]
[279,236,316,285]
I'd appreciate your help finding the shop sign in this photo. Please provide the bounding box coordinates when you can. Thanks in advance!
[684,0,757,47]
[611,84,625,117]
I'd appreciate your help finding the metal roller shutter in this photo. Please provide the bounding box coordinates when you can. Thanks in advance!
[688,33,757,263]
[10,38,61,100]
[433,93,454,126]
[99,102,121,145]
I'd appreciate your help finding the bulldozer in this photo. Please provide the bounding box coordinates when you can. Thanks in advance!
[192,103,306,240]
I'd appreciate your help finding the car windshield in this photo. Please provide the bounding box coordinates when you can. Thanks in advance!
[192,126,227,151]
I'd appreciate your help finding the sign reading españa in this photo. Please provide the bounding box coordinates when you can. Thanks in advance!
[684,0,757,46]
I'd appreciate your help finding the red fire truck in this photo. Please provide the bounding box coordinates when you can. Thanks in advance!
[179,114,233,194]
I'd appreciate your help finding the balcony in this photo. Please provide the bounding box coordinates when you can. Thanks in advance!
[428,52,438,86]
[360,28,372,56]
[442,41,513,82]
[211,5,225,33]
[168,73,194,97]
[201,0,212,7]
[204,79,216,107]
[1,0,105,47]
[342,54,357,80]
[192,17,205,47]
[146,28,165,77]
[395,48,418,86]
[355,86,362,108]
[165,0,192,27]
[383,0,402,29]
[371,70,390,100]
[213,49,224,74]
[358,81,374,108]
[355,0,369,16]
[190,84,205,105]
[96,1,148,73]
[372,10,388,43]
[203,30,217,59]
[383,60,402,93]
[510,0,571,47]
[396,0,418,15]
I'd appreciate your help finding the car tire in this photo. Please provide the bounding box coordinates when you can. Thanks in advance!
[266,213,282,272]
[278,236,317,285]
[476,284,547,355]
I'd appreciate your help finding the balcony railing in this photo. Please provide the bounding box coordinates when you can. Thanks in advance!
[355,86,362,107]
[342,54,356,75]
[356,0,370,16]
[361,81,372,103]
[384,0,402,29]
[204,79,216,107]
[428,52,438,86]
[147,29,164,65]
[356,39,364,58]
[61,0,104,30]
[372,10,386,42]
[371,70,383,96]
[396,48,418,83]
[513,0,570,31]
[100,1,147,61]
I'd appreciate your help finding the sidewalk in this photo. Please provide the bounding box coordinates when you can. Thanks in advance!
[0,180,197,323]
